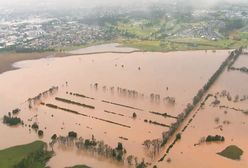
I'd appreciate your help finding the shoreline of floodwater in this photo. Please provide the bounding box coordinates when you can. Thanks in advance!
[0,46,233,76]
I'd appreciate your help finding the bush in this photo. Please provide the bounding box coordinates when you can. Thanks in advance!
[38,130,44,137]
[3,115,22,126]
[116,142,123,151]
[32,122,39,131]
[136,161,146,168]
[12,108,21,115]
[68,131,77,138]
[51,134,57,140]
[176,133,181,140]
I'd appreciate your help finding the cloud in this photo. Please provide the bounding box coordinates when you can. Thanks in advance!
[0,0,245,9]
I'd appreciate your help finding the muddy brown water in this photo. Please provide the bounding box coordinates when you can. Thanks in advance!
[0,50,230,167]
[157,58,248,168]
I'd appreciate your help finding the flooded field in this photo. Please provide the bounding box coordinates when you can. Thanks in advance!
[157,51,248,168]
[0,50,230,167]
[233,54,248,68]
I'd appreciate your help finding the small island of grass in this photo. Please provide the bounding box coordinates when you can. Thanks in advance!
[217,145,243,160]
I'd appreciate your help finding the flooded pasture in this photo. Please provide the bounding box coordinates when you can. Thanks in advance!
[157,51,248,168]
[0,50,230,167]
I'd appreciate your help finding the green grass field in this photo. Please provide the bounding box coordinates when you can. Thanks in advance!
[0,141,53,168]
[120,37,248,52]
[217,145,244,160]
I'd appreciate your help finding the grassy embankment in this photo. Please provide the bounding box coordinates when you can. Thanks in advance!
[0,141,53,168]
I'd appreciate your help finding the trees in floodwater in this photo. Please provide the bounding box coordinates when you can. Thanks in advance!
[12,108,20,115]
[136,161,146,168]
[143,139,162,159]
[127,155,134,165]
[3,115,22,126]
[176,133,181,140]
[163,96,175,104]
[32,122,39,131]
[54,133,147,166]
[160,48,243,148]
[38,130,44,137]
[206,135,225,142]
[150,93,161,102]
[51,134,57,141]
[28,86,58,109]
[68,131,77,139]
[133,112,137,118]
[94,83,98,89]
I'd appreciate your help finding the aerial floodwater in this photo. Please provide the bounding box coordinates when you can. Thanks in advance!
[1,43,245,168]
[1,0,248,167]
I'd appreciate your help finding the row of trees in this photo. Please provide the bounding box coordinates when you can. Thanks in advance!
[31,122,44,137]
[28,86,58,109]
[217,90,248,103]
[206,135,225,142]
[144,119,170,128]
[150,94,176,105]
[50,132,148,167]
[150,93,161,102]
[230,66,248,74]
[163,96,176,105]
[228,48,243,69]
[117,87,144,99]
[143,139,162,159]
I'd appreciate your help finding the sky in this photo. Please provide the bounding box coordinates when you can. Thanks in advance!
[0,0,245,9]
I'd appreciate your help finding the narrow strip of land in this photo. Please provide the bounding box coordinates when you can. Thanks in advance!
[104,110,125,116]
[55,97,95,109]
[149,111,178,119]
[102,100,144,111]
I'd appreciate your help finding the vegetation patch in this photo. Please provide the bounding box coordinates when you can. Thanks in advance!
[217,145,243,160]
[3,115,22,126]
[206,135,225,142]
[68,131,77,139]
[0,141,53,168]
[12,108,21,115]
